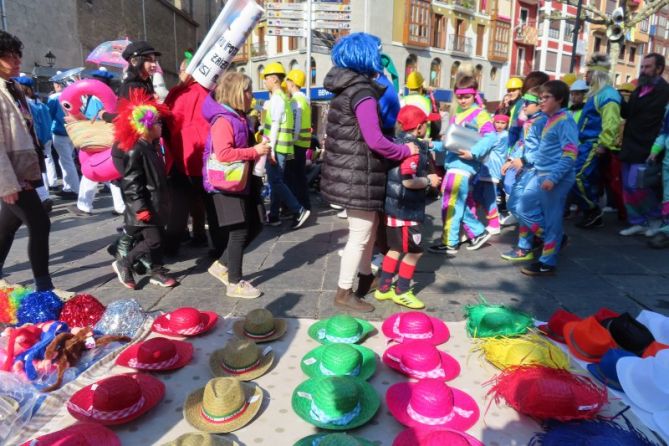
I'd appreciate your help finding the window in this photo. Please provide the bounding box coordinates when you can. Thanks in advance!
[476,24,485,57]
[626,74,631,82]
[490,66,497,81]
[619,45,626,61]
[430,58,441,87]
[257,65,265,87]
[406,0,431,47]
[405,54,418,78]
[432,13,446,49]
[549,20,560,39]
[290,59,299,71]
[545,51,558,72]
[615,73,621,84]
[450,61,460,88]
[475,64,483,85]
[594,36,602,53]
[520,8,529,24]
[516,47,526,75]
[277,36,283,54]
[629,46,636,63]
[289,37,298,51]
[561,54,572,73]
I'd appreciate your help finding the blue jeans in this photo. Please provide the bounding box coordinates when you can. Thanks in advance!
[285,147,311,210]
[267,152,302,219]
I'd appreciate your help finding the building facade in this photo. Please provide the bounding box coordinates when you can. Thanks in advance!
[234,0,513,102]
[648,5,669,81]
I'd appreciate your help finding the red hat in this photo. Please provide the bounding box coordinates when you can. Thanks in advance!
[59,294,106,328]
[393,428,483,446]
[19,422,120,446]
[116,337,193,371]
[564,316,617,363]
[67,373,165,425]
[386,379,479,431]
[383,340,460,381]
[593,307,619,322]
[487,366,607,421]
[382,311,450,345]
[538,309,581,343]
[152,307,218,337]
[397,105,440,131]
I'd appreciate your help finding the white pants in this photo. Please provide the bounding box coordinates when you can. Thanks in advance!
[337,209,378,290]
[77,176,125,214]
[47,134,80,193]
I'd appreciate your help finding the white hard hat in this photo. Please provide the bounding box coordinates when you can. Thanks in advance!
[570,79,589,92]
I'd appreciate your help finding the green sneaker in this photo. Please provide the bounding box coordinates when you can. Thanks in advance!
[500,247,534,262]
[374,287,395,301]
[392,289,425,309]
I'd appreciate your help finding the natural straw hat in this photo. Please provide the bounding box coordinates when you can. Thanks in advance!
[209,338,274,381]
[161,432,238,446]
[232,308,287,343]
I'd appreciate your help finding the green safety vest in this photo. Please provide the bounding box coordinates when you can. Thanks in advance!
[263,90,294,155]
[291,92,312,149]
[400,93,433,138]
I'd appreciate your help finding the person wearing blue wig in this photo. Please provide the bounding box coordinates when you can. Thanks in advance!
[321,32,419,312]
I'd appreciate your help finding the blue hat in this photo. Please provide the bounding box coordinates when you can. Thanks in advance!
[90,69,115,80]
[14,75,34,87]
[587,349,636,392]
[570,79,589,92]
[529,418,660,446]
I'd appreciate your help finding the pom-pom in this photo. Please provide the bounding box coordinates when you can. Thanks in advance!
[59,294,106,328]
[16,291,63,326]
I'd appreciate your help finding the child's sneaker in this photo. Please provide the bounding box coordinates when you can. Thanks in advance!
[466,230,491,250]
[500,213,518,226]
[208,260,229,286]
[392,289,425,309]
[227,280,261,299]
[374,287,395,301]
[149,268,179,288]
[486,225,501,235]
[112,260,136,290]
[501,247,534,262]
[521,262,556,276]
[428,243,458,255]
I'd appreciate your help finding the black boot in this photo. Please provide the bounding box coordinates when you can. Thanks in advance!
[354,273,379,298]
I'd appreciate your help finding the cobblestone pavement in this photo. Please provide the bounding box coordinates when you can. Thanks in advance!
[3,191,668,322]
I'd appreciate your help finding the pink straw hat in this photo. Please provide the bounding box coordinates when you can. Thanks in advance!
[386,378,479,431]
[152,307,218,337]
[383,340,461,381]
[116,337,193,371]
[19,422,121,446]
[67,373,165,425]
[393,428,483,446]
[382,311,450,345]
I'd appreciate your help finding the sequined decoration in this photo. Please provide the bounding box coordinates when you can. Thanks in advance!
[94,298,147,337]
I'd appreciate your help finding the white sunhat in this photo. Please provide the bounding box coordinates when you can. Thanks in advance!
[652,410,669,442]
[637,310,669,345]
[570,79,589,92]
[617,349,669,412]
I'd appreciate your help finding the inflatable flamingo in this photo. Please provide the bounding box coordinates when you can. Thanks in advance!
[59,79,121,182]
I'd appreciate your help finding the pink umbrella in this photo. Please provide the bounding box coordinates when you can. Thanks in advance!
[86,39,130,69]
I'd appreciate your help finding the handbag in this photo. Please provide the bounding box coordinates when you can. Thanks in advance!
[636,161,662,189]
[206,153,250,193]
[443,124,482,153]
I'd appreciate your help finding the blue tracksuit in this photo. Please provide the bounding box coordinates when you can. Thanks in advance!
[47,92,68,136]
[27,98,52,146]
[517,109,578,266]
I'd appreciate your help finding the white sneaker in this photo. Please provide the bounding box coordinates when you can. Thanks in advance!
[0,279,10,288]
[52,288,76,301]
[227,280,261,299]
[208,260,229,286]
[645,219,663,237]
[500,214,518,226]
[330,204,343,210]
[337,209,347,219]
[619,225,647,236]
[486,226,501,235]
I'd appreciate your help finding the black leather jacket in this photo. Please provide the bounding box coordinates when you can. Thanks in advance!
[113,139,168,227]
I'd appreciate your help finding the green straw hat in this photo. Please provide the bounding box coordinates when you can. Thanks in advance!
[301,343,377,380]
[292,376,380,430]
[294,433,376,446]
[464,298,533,338]
[308,314,375,345]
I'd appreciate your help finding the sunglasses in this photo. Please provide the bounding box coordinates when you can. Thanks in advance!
[523,100,539,106]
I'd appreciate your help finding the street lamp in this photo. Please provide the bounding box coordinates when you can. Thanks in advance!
[44,51,56,67]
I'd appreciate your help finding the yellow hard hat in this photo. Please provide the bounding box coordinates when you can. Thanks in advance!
[263,62,286,78]
[505,77,523,90]
[286,69,306,88]
[406,71,424,90]
[617,82,635,93]
[561,73,577,87]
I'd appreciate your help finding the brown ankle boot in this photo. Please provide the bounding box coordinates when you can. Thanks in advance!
[354,273,379,298]
[334,287,375,313]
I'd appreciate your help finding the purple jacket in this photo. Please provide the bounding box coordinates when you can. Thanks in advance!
[201,93,251,193]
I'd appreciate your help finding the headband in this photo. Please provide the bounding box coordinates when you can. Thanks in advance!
[455,88,477,95]
[493,114,510,123]
[522,93,539,103]
[587,65,610,73]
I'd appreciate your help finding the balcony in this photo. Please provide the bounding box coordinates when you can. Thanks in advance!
[232,43,249,64]
[514,20,538,46]
[448,34,473,54]
[250,42,267,60]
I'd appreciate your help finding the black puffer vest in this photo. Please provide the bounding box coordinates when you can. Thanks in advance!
[385,133,429,222]
[321,67,388,211]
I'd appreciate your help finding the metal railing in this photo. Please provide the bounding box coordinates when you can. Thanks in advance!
[514,20,538,45]
[448,34,473,53]
[250,42,267,58]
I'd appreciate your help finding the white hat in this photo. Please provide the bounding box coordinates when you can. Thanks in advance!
[617,349,669,412]
[570,79,589,92]
[652,410,669,441]
[637,310,669,344]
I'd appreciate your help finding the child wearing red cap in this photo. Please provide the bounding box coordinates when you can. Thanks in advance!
[374,105,441,309]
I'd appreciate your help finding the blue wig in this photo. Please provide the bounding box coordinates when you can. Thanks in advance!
[331,32,383,76]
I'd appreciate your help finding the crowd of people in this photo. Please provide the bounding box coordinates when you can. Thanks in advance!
[1,28,668,314]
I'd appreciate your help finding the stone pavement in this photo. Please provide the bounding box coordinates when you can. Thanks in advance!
[3,191,668,322]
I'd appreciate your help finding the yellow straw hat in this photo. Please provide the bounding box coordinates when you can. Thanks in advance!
[233,308,287,343]
[162,432,238,446]
[209,338,275,380]
[184,378,263,433]
[479,334,570,370]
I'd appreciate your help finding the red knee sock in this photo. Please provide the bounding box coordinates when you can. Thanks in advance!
[396,261,416,294]
[378,255,398,292]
